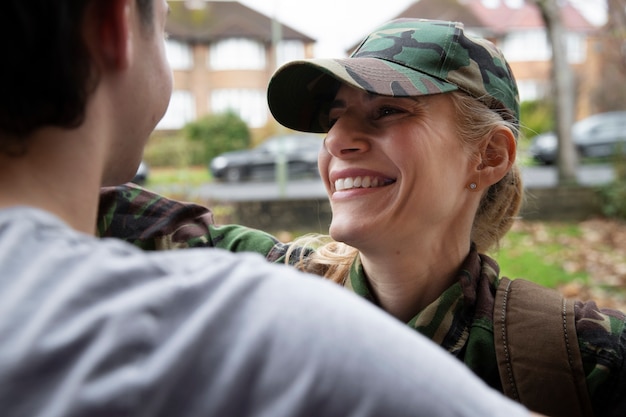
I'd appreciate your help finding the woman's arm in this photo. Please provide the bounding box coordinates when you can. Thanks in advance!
[98,183,280,256]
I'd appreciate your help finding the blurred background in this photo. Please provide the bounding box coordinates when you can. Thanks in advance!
[136,0,626,309]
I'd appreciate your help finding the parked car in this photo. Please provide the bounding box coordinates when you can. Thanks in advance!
[209,134,323,182]
[528,111,626,165]
[131,161,149,185]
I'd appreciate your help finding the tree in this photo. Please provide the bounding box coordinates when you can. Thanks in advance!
[590,0,626,113]
[531,0,579,185]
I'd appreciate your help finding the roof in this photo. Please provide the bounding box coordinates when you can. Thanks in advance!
[394,0,595,34]
[166,1,315,43]
[396,0,485,28]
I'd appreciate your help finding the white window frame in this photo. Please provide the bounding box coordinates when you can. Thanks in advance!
[565,32,586,64]
[276,39,305,66]
[210,89,267,128]
[501,30,550,62]
[208,38,266,70]
[516,79,547,102]
[165,39,193,70]
[157,90,196,130]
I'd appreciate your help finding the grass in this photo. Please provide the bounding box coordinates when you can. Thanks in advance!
[146,165,211,187]
[490,223,589,288]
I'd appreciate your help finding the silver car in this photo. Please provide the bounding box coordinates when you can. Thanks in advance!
[528,111,626,165]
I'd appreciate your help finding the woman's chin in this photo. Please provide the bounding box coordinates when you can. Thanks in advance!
[329,222,367,247]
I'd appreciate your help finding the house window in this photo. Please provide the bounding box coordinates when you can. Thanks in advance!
[481,0,501,8]
[165,39,193,70]
[276,40,305,66]
[157,90,196,130]
[516,79,546,102]
[211,89,267,128]
[566,32,586,64]
[504,0,523,8]
[209,38,266,70]
[502,30,586,64]
[501,30,550,62]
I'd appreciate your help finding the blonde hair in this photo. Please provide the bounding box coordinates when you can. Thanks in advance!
[287,91,523,283]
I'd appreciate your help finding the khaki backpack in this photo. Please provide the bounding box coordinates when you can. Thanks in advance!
[494,277,595,417]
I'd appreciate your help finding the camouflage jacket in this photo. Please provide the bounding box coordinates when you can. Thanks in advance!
[99,184,626,416]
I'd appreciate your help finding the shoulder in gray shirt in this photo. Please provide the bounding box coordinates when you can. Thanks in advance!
[0,207,530,417]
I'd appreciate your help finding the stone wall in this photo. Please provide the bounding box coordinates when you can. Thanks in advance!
[223,186,604,232]
[521,187,602,221]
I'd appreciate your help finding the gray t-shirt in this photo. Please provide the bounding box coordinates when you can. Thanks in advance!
[0,207,529,417]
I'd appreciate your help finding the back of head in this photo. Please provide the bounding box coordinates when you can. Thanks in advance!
[1,1,96,142]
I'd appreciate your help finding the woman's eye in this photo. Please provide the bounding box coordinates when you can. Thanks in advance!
[318,106,338,131]
[319,114,336,131]
[376,106,402,118]
[325,111,341,130]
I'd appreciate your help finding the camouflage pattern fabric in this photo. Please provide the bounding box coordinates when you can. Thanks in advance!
[270,242,626,417]
[98,183,279,254]
[267,18,520,133]
[98,184,626,416]
[98,183,216,250]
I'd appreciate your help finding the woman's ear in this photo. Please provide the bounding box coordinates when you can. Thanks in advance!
[91,0,133,70]
[476,127,517,187]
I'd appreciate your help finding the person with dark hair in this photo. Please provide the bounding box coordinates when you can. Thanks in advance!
[0,2,543,417]
[100,18,625,417]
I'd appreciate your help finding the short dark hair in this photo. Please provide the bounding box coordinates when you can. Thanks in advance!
[0,0,154,146]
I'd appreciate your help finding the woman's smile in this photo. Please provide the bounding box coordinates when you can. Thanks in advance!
[328,168,397,196]
[334,175,396,192]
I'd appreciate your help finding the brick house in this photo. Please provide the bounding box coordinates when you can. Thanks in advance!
[157,0,315,131]
[381,0,598,115]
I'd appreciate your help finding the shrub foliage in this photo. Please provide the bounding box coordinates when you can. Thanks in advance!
[184,111,251,164]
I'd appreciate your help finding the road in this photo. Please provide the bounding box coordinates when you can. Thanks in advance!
[158,164,616,202]
[521,164,615,188]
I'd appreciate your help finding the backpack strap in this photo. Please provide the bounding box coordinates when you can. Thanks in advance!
[493,277,595,417]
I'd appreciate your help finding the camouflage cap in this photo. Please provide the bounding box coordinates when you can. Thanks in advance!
[267,18,520,133]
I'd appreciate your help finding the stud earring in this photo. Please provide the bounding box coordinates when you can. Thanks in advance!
[469,183,477,190]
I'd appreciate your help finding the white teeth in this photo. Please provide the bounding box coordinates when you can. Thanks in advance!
[334,176,388,191]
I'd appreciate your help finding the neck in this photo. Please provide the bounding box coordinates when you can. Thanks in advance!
[359,238,471,322]
[0,125,105,234]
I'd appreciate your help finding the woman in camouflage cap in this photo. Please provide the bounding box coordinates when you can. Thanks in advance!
[264,19,626,417]
[266,17,523,310]
[99,18,625,417]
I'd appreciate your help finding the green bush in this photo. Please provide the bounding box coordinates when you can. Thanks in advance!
[519,99,554,140]
[598,152,626,220]
[143,134,204,167]
[599,181,626,219]
[183,111,251,164]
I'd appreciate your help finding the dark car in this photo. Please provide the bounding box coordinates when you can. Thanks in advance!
[209,134,323,182]
[528,111,626,165]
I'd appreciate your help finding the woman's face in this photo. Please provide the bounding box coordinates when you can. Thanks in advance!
[318,84,480,252]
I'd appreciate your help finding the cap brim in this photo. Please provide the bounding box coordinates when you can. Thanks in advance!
[267,58,459,133]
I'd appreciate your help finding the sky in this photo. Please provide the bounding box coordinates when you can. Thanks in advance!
[237,0,609,58]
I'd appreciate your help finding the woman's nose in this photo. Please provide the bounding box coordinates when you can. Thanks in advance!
[323,115,371,158]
